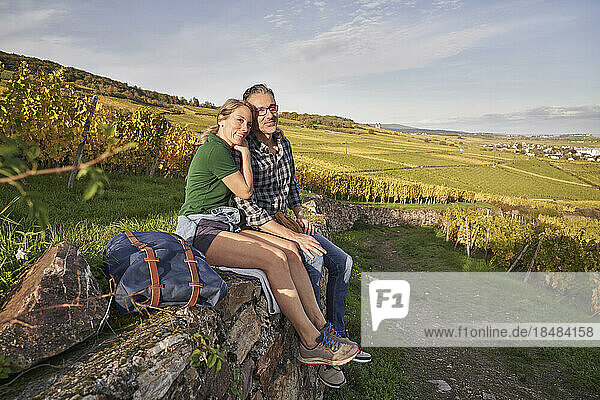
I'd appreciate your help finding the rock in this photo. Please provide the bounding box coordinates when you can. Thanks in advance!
[3,260,323,400]
[227,306,261,363]
[428,379,452,393]
[311,195,443,234]
[163,366,202,400]
[256,333,284,390]
[203,359,232,400]
[266,360,299,400]
[252,392,263,400]
[240,357,255,400]
[7,306,218,400]
[0,242,108,373]
[216,280,255,319]
[482,392,496,400]
[133,334,192,400]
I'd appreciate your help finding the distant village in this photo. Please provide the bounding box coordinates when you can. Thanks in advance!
[483,142,600,162]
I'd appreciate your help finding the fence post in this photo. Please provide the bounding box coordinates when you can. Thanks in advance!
[68,95,98,188]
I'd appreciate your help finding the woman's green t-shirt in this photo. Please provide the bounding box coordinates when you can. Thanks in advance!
[179,133,239,216]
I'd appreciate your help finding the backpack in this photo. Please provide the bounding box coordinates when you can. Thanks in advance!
[103,231,228,313]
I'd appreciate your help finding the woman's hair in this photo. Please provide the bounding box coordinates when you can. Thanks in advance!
[197,98,255,145]
[242,84,275,103]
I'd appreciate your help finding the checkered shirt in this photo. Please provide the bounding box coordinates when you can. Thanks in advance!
[232,130,302,228]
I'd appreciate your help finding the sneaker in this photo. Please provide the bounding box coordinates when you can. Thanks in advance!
[352,349,372,363]
[298,332,359,366]
[322,323,372,363]
[321,322,357,346]
[318,365,346,389]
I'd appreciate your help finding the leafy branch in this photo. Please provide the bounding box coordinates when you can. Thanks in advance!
[0,127,137,226]
[189,333,225,373]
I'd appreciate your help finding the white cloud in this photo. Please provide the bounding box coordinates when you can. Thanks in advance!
[416,105,600,134]
[281,16,498,81]
[432,0,464,11]
[484,105,600,121]
[0,7,64,37]
[264,12,289,27]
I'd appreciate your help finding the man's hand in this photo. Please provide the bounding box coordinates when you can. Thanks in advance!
[292,206,316,236]
[290,231,326,259]
[296,216,316,236]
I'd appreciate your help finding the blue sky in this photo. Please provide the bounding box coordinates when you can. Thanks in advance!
[1,0,598,134]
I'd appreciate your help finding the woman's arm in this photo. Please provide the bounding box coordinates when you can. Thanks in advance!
[221,142,252,199]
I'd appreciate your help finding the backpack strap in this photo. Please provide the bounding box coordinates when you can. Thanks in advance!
[125,232,162,307]
[170,234,203,307]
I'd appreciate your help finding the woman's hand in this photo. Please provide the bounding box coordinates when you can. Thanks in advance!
[233,138,249,154]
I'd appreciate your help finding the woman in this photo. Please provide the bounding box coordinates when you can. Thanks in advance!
[176,99,358,366]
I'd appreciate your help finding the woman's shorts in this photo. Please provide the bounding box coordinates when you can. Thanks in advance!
[193,219,231,254]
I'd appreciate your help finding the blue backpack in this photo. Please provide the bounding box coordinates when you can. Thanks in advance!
[103,231,228,313]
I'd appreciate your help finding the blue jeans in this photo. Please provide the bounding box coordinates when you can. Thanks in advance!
[300,232,353,334]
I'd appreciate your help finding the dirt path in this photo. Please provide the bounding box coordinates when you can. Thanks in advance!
[329,225,600,400]
[401,347,596,400]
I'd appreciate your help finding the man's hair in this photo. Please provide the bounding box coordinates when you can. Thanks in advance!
[243,84,276,103]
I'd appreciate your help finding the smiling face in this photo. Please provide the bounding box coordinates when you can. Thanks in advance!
[247,93,278,135]
[218,105,252,147]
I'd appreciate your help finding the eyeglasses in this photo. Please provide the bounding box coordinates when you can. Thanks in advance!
[256,104,278,117]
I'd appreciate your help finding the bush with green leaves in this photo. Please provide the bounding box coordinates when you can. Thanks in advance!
[0,354,11,379]
[189,333,225,373]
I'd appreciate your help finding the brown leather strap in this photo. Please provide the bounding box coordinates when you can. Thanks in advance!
[170,234,203,307]
[125,232,162,307]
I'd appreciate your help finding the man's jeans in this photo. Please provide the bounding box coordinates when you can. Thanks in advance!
[300,232,353,334]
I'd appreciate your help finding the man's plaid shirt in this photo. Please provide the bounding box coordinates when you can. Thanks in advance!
[232,129,302,228]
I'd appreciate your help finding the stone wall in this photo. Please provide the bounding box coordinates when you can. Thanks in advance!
[1,275,323,400]
[307,195,444,234]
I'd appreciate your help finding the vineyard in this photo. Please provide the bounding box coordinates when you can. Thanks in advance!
[0,62,197,178]
[441,206,600,311]
[2,61,600,283]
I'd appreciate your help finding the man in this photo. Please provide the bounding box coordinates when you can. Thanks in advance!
[232,84,371,388]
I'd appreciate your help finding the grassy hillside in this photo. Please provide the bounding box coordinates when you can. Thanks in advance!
[2,52,599,209]
[91,95,600,207]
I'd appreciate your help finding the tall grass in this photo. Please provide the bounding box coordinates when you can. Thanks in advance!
[0,173,185,300]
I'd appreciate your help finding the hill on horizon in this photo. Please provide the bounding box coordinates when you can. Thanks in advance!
[374,123,491,137]
[1,50,479,136]
[0,50,213,108]
[2,51,596,140]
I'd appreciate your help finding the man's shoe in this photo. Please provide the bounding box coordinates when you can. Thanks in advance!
[352,349,372,363]
[317,365,346,389]
[298,332,359,366]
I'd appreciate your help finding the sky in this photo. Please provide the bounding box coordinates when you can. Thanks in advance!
[1,0,599,135]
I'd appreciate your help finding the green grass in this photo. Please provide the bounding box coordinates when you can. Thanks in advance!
[510,159,583,183]
[363,164,600,201]
[550,160,600,187]
[0,173,185,299]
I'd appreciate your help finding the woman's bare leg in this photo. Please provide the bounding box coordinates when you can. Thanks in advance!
[238,230,327,330]
[204,231,321,348]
